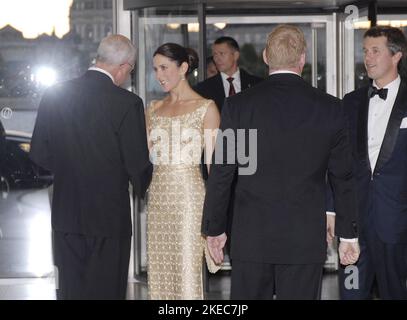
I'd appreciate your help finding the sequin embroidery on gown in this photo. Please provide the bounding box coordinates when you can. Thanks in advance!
[146,99,220,300]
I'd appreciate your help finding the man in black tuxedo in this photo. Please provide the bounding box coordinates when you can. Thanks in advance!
[334,26,407,300]
[202,25,360,300]
[195,36,262,112]
[30,35,152,300]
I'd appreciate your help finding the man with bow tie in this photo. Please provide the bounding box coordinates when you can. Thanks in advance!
[331,26,407,299]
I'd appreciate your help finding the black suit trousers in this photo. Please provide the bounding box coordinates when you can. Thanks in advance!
[53,230,131,300]
[338,216,407,300]
[231,260,323,300]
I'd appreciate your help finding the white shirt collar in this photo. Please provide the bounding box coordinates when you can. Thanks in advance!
[220,69,240,81]
[88,66,115,83]
[372,75,400,91]
[367,74,401,171]
[220,69,241,96]
[270,70,301,76]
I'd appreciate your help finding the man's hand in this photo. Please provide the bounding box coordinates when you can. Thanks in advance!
[339,241,360,265]
[327,214,335,244]
[206,233,227,265]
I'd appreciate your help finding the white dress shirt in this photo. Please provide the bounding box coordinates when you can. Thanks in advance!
[326,77,401,243]
[368,75,401,171]
[221,69,241,97]
[88,66,115,83]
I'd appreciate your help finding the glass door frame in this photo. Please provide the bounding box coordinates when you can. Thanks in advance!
[116,1,342,278]
[135,12,338,100]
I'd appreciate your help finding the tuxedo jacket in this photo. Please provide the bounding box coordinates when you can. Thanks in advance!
[30,71,153,237]
[194,68,263,111]
[337,80,407,244]
[202,73,358,264]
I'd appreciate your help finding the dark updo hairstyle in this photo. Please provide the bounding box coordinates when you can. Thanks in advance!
[153,43,199,75]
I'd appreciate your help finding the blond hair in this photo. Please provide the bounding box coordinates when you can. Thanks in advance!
[265,25,306,70]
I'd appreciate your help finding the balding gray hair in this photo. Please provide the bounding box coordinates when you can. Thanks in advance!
[96,34,136,66]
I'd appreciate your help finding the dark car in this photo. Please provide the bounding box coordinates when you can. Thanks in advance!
[0,130,53,190]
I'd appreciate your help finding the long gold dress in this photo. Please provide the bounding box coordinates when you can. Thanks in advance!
[146,99,219,300]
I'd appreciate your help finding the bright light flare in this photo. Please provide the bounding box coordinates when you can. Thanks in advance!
[36,67,57,87]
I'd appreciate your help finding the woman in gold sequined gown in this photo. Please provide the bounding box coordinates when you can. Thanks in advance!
[145,43,221,300]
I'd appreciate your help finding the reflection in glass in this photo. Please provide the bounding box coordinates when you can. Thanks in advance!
[27,210,52,278]
[0,0,113,281]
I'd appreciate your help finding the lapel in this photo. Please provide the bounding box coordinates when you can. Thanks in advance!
[214,73,226,101]
[374,80,407,172]
[240,68,253,90]
[356,87,371,171]
[240,69,248,90]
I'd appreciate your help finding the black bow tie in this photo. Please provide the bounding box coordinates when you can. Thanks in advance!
[368,86,388,100]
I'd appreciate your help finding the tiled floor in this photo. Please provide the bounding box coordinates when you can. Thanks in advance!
[0,189,53,278]
[0,187,341,300]
[0,271,340,300]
